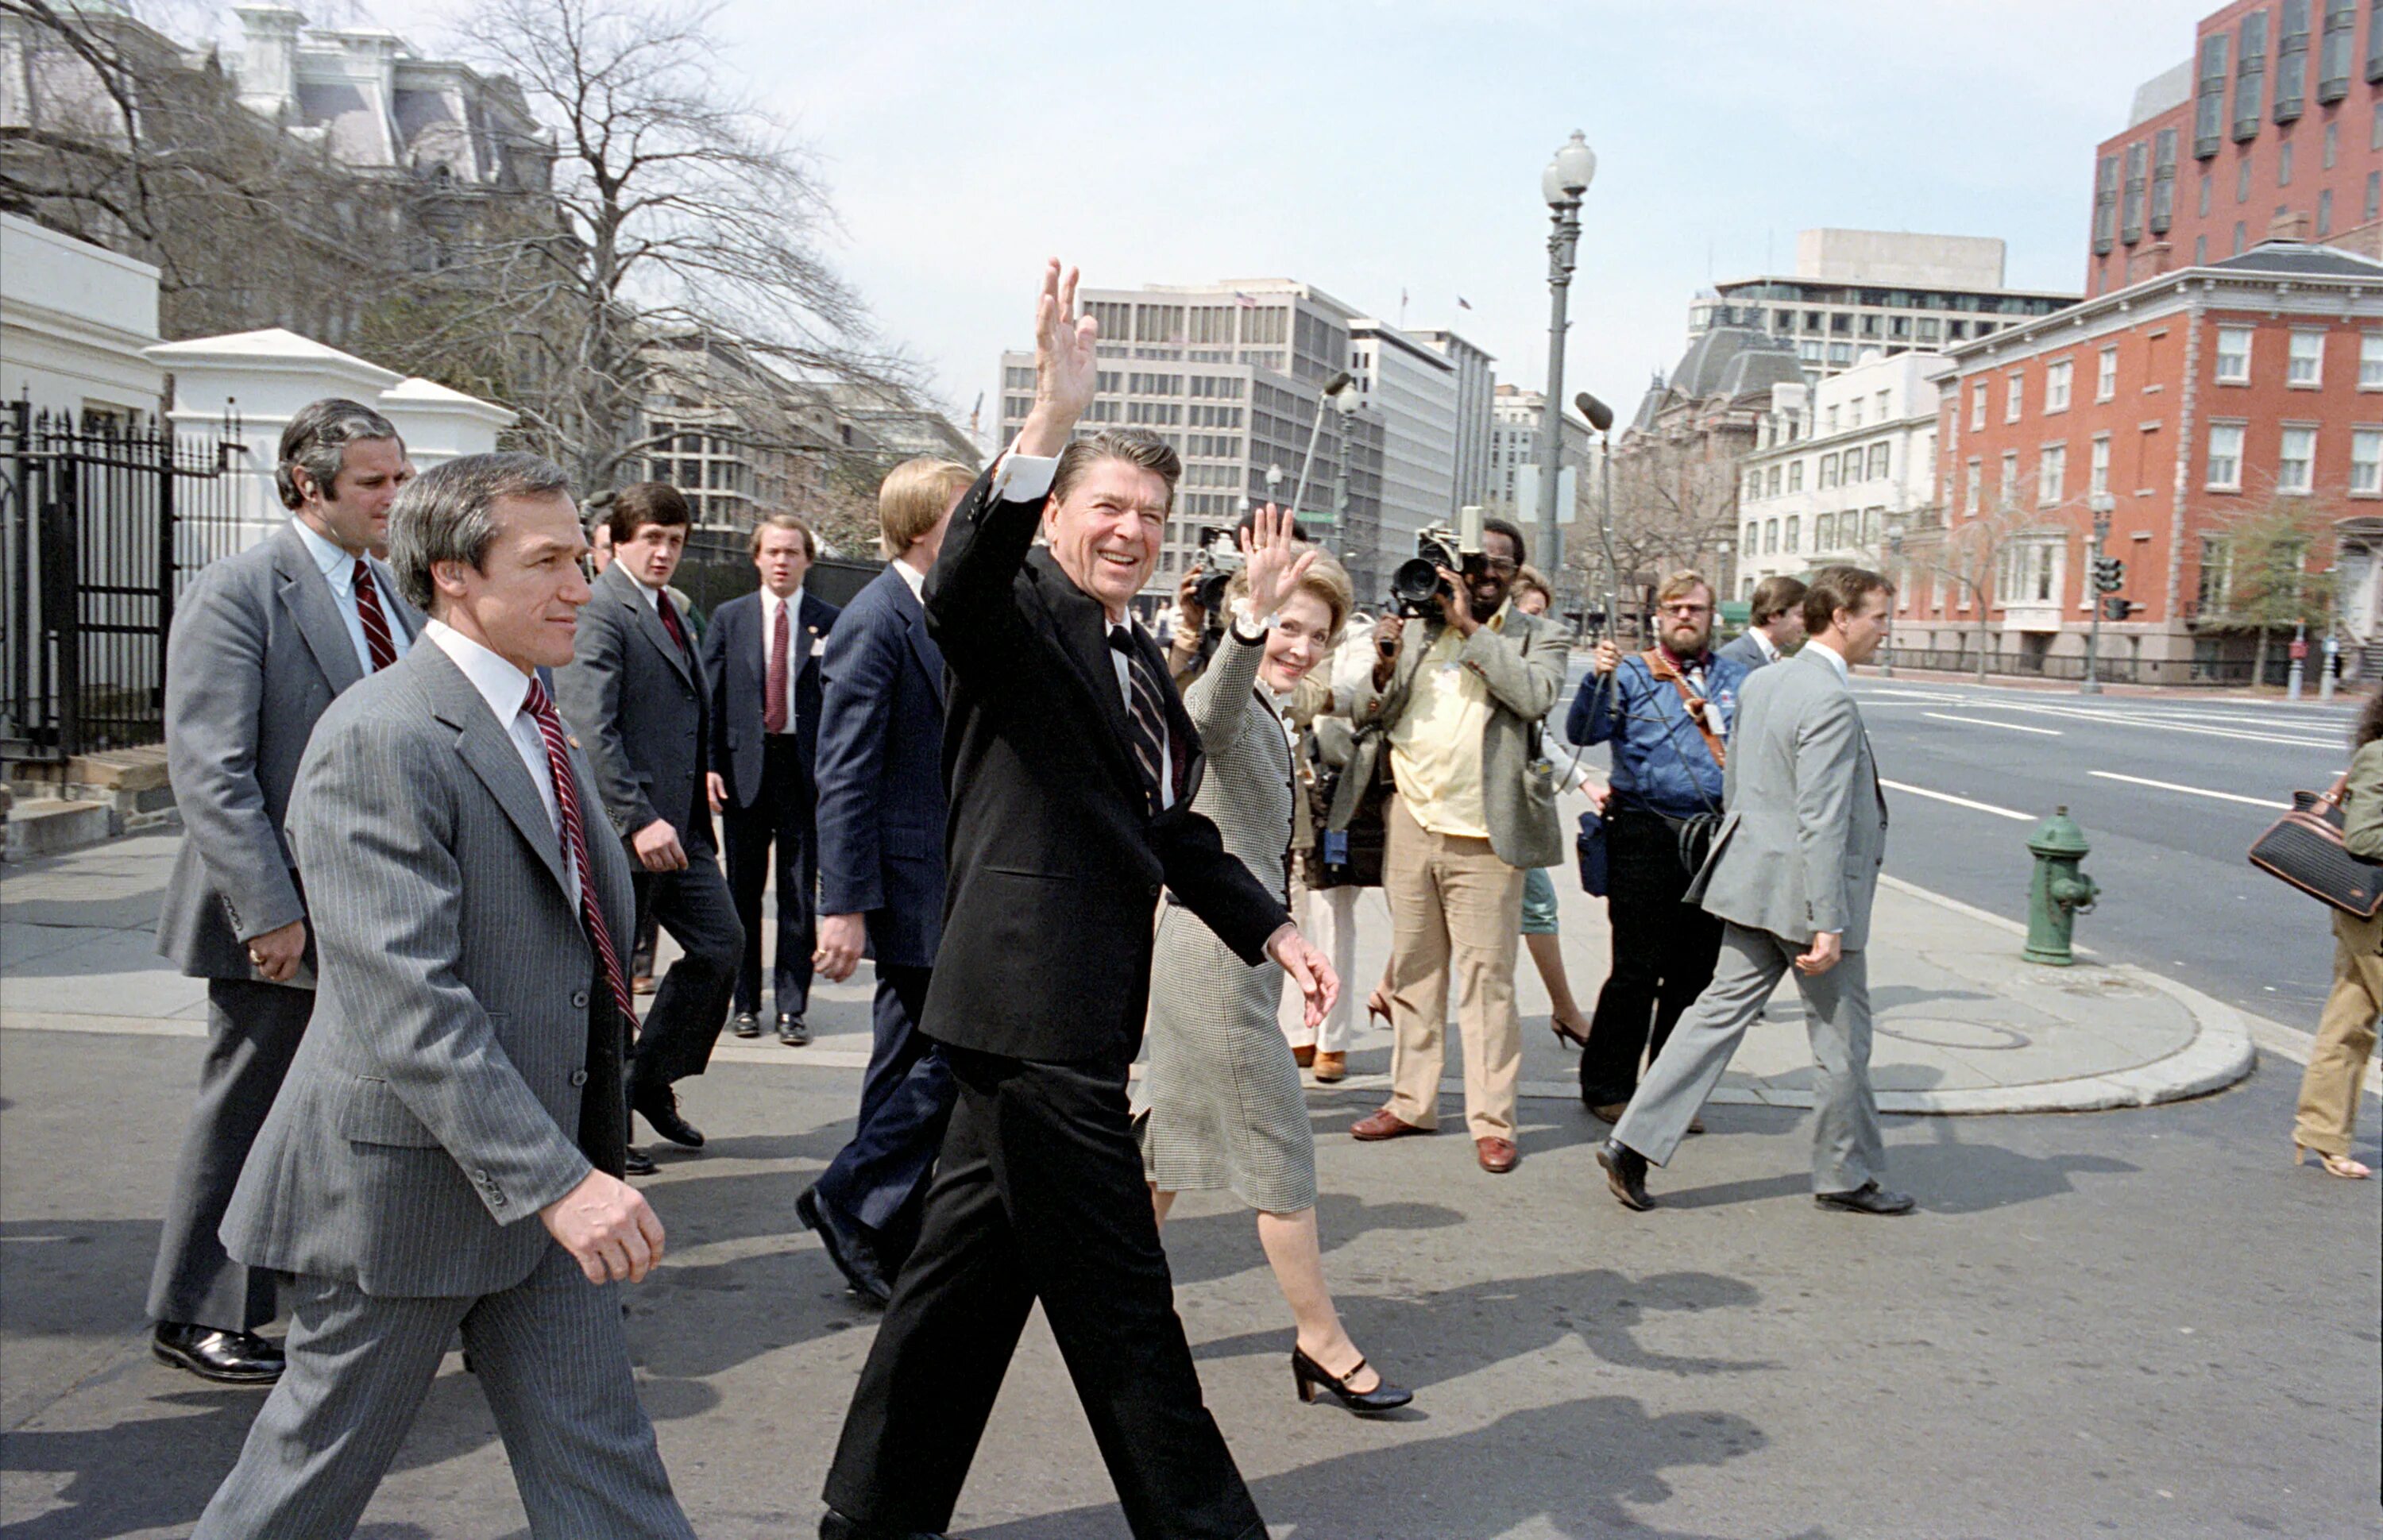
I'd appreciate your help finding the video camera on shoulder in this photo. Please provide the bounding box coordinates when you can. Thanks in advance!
[1388,506,1487,619]
[1192,526,1243,626]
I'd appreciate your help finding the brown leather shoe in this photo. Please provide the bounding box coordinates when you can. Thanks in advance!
[1350,1107,1431,1141]
[1291,1042,1316,1068]
[1311,1051,1347,1083]
[1474,1137,1518,1173]
[1585,1101,1629,1125]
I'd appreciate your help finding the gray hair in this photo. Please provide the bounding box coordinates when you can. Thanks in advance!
[276,398,401,510]
[388,452,573,612]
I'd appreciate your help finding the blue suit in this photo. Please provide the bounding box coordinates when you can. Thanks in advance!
[701,585,840,1023]
[809,563,954,1255]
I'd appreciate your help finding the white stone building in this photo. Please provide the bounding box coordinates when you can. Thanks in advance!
[0,214,164,423]
[1347,319,1458,570]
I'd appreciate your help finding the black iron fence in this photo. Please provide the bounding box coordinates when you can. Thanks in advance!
[1883,646,2292,689]
[1,401,246,762]
[673,527,884,623]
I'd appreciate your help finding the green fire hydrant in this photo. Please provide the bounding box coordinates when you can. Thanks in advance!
[2023,806,2099,967]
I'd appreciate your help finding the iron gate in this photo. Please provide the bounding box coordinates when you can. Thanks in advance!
[1,400,245,762]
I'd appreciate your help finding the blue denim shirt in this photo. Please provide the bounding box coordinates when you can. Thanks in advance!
[1564,650,1749,819]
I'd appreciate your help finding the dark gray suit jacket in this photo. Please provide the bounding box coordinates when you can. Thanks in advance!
[156,522,420,983]
[221,642,638,1299]
[1716,631,1775,671]
[555,562,713,854]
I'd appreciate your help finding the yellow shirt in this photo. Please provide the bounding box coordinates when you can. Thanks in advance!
[1388,606,1506,840]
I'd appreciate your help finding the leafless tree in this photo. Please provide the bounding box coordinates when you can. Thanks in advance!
[378,0,915,500]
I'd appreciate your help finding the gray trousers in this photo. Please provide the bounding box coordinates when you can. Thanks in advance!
[192,1243,693,1540]
[1612,920,1886,1195]
[149,978,313,1331]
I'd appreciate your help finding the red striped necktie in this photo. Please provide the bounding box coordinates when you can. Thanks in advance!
[522,676,636,1025]
[351,558,397,671]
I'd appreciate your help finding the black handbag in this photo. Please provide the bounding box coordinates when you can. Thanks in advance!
[2248,772,2383,918]
[1576,810,1609,897]
[1304,731,1389,890]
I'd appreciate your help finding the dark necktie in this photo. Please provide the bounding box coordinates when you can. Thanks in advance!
[351,558,397,671]
[1108,625,1170,812]
[764,599,790,734]
[523,677,637,1027]
[657,589,689,656]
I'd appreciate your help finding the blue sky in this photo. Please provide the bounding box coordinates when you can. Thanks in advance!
[392,0,2207,442]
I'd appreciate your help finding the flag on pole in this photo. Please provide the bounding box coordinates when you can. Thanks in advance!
[1234,291,1257,308]
[1457,295,1473,311]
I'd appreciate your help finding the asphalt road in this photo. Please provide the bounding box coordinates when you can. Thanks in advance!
[1555,661,2359,1029]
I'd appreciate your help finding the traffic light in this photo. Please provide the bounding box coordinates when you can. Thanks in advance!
[2101,595,2134,622]
[2091,555,2126,593]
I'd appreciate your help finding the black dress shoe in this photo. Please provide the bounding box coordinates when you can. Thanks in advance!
[778,1013,811,1047]
[819,1508,946,1540]
[798,1185,892,1303]
[1597,1138,1655,1211]
[636,1087,704,1149]
[1815,1181,1916,1216]
[153,1322,284,1384]
[624,1144,658,1176]
[1291,1346,1412,1415]
[732,1010,761,1039]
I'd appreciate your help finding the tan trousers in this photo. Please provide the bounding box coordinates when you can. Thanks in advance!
[2296,907,2383,1156]
[1381,795,1525,1140]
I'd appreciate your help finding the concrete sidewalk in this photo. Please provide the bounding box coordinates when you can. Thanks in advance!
[2,820,2261,1115]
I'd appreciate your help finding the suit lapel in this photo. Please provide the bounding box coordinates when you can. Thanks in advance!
[1022,550,1148,805]
[271,523,364,696]
[603,566,693,685]
[418,646,573,897]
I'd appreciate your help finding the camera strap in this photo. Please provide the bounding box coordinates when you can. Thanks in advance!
[1640,649,1726,772]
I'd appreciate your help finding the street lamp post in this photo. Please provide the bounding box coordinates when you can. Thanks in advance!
[1289,372,1356,531]
[1880,522,1906,677]
[1537,131,1597,585]
[2083,493,2114,696]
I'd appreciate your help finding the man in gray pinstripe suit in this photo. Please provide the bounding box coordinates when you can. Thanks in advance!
[193,454,694,1538]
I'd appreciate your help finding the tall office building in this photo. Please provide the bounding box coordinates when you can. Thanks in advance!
[1348,318,1458,576]
[1412,328,1497,511]
[998,278,1388,604]
[1686,230,2075,379]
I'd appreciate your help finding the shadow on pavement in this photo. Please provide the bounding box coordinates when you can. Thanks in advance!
[965,1395,1810,1540]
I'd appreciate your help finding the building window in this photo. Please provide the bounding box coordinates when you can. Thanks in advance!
[1818,456,1838,490]
[2280,140,2295,184]
[2000,450,2020,507]
[1851,399,1865,429]
[1746,471,1761,503]
[1785,516,1801,552]
[2216,326,2254,382]
[2091,435,2111,496]
[2006,372,2025,423]
[2233,219,2248,254]
[1764,519,1779,554]
[1744,521,1759,551]
[2319,187,2335,235]
[2351,427,2382,494]
[2289,330,2326,385]
[2362,333,2383,387]
[1867,442,1891,481]
[2096,345,2118,401]
[2279,425,2318,492]
[2238,154,2254,202]
[2326,119,2340,166]
[1844,448,1865,483]
[1965,459,1983,515]
[1970,382,1987,430]
[2369,169,2383,220]
[2199,172,2213,215]
[1787,460,1805,492]
[1816,511,1836,549]
[2207,422,2246,488]
[2045,359,2073,411]
[2198,536,2236,612]
[1766,465,1782,497]
[2039,443,2068,505]
[2196,234,2210,264]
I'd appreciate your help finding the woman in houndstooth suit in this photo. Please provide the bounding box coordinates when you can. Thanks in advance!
[1138,508,1411,1416]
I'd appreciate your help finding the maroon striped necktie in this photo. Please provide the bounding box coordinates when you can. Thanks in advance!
[764,599,790,734]
[351,558,397,671]
[656,589,689,655]
[522,676,636,1025]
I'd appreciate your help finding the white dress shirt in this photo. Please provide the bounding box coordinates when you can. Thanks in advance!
[892,554,929,604]
[423,619,577,907]
[998,446,1176,808]
[759,585,806,735]
[1804,638,1851,685]
[1749,627,1782,666]
[291,518,411,674]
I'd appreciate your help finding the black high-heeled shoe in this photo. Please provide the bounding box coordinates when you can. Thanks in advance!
[1291,1346,1412,1415]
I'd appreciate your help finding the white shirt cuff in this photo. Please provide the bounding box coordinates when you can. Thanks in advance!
[991,451,1059,504]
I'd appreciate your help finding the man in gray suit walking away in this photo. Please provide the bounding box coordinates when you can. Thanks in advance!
[149,399,418,1384]
[1715,574,1806,672]
[1599,565,1914,1218]
[193,454,693,1538]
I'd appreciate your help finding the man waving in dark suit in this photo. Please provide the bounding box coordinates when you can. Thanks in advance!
[817,263,1338,1540]
[701,514,840,1046]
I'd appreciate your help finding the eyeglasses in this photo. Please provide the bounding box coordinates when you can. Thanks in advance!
[1659,603,1713,617]
[1477,557,1519,577]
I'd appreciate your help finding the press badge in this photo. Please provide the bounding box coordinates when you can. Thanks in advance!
[1323,830,1350,864]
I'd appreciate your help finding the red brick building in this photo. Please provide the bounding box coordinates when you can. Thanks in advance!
[1898,241,2383,681]
[2087,0,2383,298]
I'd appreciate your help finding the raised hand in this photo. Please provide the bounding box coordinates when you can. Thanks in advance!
[1018,260,1097,457]
[1237,504,1318,621]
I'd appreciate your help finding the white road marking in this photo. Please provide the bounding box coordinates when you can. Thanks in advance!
[1920,712,2063,736]
[2087,770,2285,809]
[1879,778,2035,821]
[1930,699,2339,751]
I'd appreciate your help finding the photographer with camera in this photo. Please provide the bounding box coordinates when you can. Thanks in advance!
[1343,518,1564,1175]
[1565,569,1749,1127]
